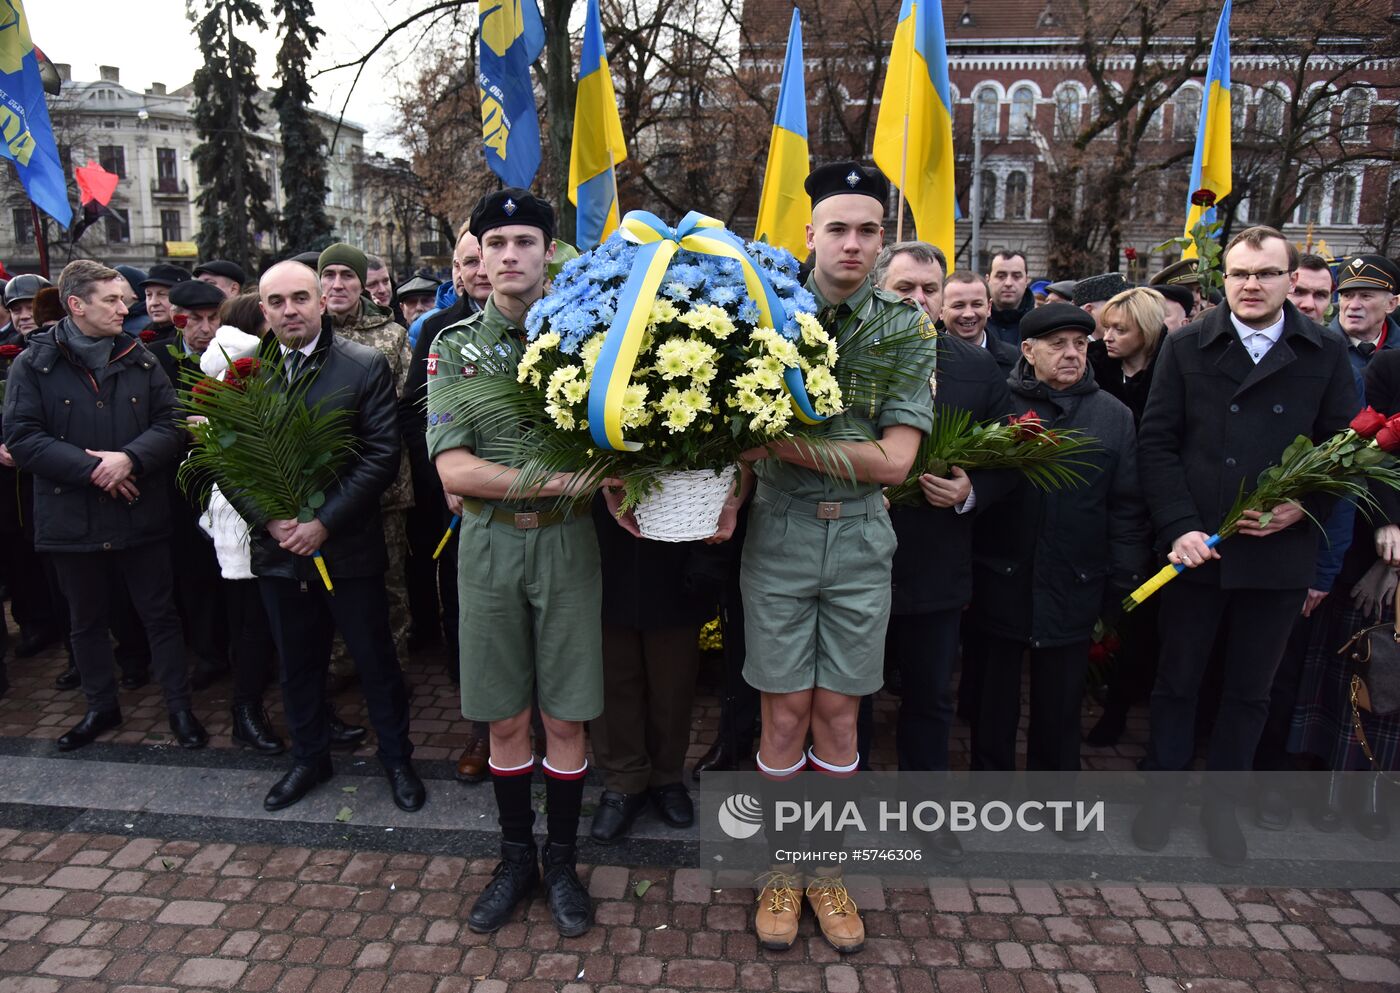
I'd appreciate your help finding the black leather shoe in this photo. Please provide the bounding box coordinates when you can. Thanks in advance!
[264,757,334,811]
[1131,799,1173,852]
[1311,773,1346,833]
[691,739,739,780]
[56,709,122,751]
[924,826,964,863]
[54,664,80,691]
[589,790,647,844]
[650,782,694,828]
[385,761,426,812]
[14,627,60,658]
[467,841,540,934]
[327,709,368,749]
[168,710,209,749]
[1254,786,1292,831]
[118,669,149,691]
[231,703,285,754]
[542,842,593,937]
[1201,800,1247,867]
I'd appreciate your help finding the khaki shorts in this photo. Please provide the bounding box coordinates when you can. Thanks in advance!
[739,490,896,697]
[455,508,604,723]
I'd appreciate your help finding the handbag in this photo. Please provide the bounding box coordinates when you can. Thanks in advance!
[1338,613,1400,774]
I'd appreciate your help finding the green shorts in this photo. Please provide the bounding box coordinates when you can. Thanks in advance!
[739,488,897,697]
[455,507,604,723]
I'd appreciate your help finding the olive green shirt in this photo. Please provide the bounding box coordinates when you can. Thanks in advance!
[425,297,539,512]
[753,275,936,502]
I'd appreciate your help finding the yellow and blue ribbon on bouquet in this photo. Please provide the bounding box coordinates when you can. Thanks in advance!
[312,550,335,595]
[433,514,461,560]
[1122,532,1222,611]
[586,210,829,453]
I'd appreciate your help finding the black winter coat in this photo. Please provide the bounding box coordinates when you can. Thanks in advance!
[2,321,185,552]
[236,320,402,581]
[987,289,1035,348]
[1087,338,1156,427]
[1137,302,1359,590]
[591,495,718,630]
[983,332,1021,377]
[970,360,1150,647]
[890,334,1018,614]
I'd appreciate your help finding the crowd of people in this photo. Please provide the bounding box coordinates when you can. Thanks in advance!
[1,159,1399,956]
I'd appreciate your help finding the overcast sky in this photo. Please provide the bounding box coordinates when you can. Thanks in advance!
[27,0,456,152]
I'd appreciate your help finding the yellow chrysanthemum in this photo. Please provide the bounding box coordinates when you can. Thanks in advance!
[650,299,680,324]
[580,335,605,374]
[545,364,582,404]
[517,331,560,387]
[655,339,689,380]
[545,401,576,430]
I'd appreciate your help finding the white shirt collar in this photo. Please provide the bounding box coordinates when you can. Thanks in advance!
[974,330,989,349]
[1229,311,1284,346]
[280,332,321,358]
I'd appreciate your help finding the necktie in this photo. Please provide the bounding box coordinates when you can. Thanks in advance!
[1356,341,1377,359]
[285,350,306,384]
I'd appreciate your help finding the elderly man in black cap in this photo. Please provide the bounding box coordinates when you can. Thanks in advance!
[193,259,246,299]
[139,264,191,348]
[1332,255,1400,378]
[1155,283,1196,333]
[3,259,207,751]
[969,303,1148,788]
[396,273,441,328]
[1073,272,1129,338]
[2,275,53,342]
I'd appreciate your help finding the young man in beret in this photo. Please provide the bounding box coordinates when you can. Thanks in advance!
[428,189,601,938]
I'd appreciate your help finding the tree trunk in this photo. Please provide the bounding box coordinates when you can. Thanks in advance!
[542,0,575,243]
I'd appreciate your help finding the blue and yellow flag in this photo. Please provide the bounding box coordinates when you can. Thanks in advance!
[0,1,71,226]
[872,0,954,263]
[478,0,546,189]
[1183,0,1232,255]
[754,9,809,259]
[568,0,627,246]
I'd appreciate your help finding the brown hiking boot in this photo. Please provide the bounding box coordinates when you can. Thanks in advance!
[753,869,802,950]
[806,875,865,954]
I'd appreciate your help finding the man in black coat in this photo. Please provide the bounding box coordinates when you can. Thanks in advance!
[2,260,206,751]
[985,250,1035,347]
[245,261,424,815]
[1134,226,1359,865]
[942,272,1020,375]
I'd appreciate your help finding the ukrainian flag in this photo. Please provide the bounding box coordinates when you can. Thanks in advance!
[1183,0,1232,254]
[754,9,809,259]
[568,0,627,246]
[872,0,954,263]
[478,0,546,189]
[0,0,71,225]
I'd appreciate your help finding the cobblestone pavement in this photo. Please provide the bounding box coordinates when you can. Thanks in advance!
[1,628,1396,991]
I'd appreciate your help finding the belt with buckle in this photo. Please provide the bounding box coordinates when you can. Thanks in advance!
[461,498,566,530]
[756,481,884,520]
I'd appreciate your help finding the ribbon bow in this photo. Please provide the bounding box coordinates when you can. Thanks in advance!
[586,209,829,452]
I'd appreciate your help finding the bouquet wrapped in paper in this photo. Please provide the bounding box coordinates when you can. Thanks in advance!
[884,409,1102,506]
[431,211,922,540]
[1124,406,1400,611]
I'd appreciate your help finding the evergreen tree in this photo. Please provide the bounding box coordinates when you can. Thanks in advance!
[189,0,276,272]
[272,0,333,252]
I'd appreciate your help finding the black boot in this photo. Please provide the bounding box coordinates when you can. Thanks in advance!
[231,703,285,754]
[467,841,540,934]
[541,842,593,937]
[692,738,739,780]
[54,662,80,691]
[1310,772,1346,833]
[327,707,368,749]
[1355,772,1391,841]
[1200,798,1247,867]
[56,708,122,751]
[168,710,209,749]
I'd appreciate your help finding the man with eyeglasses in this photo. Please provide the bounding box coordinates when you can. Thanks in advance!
[1134,226,1358,866]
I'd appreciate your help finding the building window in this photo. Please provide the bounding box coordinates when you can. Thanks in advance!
[1141,103,1163,140]
[1173,87,1201,140]
[1256,88,1285,135]
[1295,182,1322,225]
[979,169,998,220]
[98,144,126,178]
[1332,174,1357,225]
[1341,88,1370,143]
[975,88,1000,138]
[12,207,32,244]
[160,209,182,243]
[1249,172,1276,223]
[1009,86,1035,136]
[1230,86,1249,134]
[1054,87,1081,139]
[104,208,130,243]
[1005,170,1028,219]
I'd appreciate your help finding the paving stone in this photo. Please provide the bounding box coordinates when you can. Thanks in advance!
[1326,953,1400,983]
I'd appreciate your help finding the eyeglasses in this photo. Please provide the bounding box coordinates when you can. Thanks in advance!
[1224,269,1291,284]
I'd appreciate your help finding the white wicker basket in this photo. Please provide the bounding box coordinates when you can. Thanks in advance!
[633,466,738,542]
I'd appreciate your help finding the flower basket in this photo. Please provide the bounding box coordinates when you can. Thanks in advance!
[633,465,737,541]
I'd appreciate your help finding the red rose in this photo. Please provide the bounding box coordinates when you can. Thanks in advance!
[1088,642,1108,664]
[0,344,22,360]
[1190,188,1217,208]
[1010,410,1046,441]
[229,356,261,380]
[1376,416,1400,453]
[190,377,223,405]
[139,329,158,343]
[1124,247,1138,262]
[1350,406,1388,438]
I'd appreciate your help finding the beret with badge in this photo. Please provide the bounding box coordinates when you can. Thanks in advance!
[169,278,227,311]
[1336,254,1400,295]
[469,188,556,242]
[805,161,891,208]
[1021,301,1097,341]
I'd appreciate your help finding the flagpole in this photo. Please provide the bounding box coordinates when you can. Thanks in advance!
[895,1,916,243]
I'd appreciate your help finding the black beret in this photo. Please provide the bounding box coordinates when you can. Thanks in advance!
[469,188,555,242]
[168,279,226,311]
[1073,271,1128,306]
[1154,283,1196,315]
[1149,258,1198,287]
[193,259,247,284]
[1336,254,1400,295]
[139,263,191,290]
[805,161,890,208]
[1021,302,1096,340]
